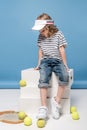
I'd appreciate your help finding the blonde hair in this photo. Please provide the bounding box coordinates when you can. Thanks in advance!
[37,13,52,20]
[37,13,59,37]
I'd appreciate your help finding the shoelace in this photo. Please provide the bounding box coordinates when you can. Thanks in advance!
[55,106,60,113]
[54,101,61,109]
[39,108,47,113]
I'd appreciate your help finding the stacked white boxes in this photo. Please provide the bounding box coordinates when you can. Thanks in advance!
[20,68,73,115]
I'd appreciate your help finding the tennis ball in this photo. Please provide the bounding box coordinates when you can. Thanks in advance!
[70,106,77,113]
[71,112,80,120]
[24,117,32,126]
[18,111,26,120]
[37,119,46,128]
[19,80,26,87]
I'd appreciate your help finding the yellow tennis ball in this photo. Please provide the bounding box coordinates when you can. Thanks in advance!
[24,117,32,126]
[19,80,26,87]
[37,119,46,128]
[71,112,80,120]
[18,111,26,120]
[70,106,77,113]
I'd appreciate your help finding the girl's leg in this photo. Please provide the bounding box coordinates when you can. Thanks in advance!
[37,88,48,120]
[53,59,69,104]
[37,59,52,119]
[56,86,66,104]
[40,88,48,106]
[51,60,69,119]
[51,86,66,119]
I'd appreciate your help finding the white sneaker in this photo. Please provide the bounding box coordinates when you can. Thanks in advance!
[51,97,62,119]
[37,106,48,120]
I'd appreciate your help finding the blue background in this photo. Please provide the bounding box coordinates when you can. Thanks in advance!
[0,0,87,89]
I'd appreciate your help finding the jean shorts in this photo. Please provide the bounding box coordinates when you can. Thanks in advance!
[38,58,69,88]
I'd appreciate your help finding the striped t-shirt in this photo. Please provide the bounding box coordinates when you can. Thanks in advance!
[37,31,67,60]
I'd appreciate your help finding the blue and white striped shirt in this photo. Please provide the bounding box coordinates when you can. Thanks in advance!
[37,31,67,60]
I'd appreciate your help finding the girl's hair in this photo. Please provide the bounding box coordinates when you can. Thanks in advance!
[37,13,59,37]
[37,13,52,20]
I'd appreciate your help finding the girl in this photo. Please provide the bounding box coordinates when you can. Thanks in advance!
[32,13,69,120]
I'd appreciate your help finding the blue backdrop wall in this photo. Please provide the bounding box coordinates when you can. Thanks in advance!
[0,0,87,89]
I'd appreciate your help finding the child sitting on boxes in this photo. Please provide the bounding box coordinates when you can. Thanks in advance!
[32,13,69,120]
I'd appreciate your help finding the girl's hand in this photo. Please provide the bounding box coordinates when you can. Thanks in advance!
[34,66,39,70]
[64,65,70,72]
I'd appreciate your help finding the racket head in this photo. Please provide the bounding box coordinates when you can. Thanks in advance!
[0,110,25,124]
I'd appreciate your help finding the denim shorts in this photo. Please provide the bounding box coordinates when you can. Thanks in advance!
[38,58,69,88]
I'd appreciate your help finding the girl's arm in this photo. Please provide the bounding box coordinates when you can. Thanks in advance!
[59,46,69,70]
[34,47,43,70]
